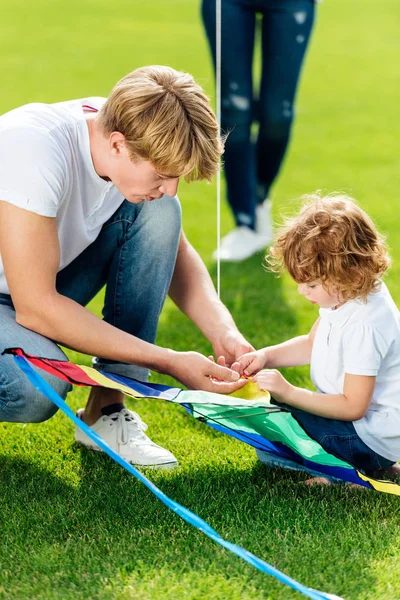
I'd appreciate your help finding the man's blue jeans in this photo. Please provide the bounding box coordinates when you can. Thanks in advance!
[0,197,181,423]
[202,0,315,229]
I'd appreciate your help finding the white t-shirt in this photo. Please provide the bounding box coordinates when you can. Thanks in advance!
[0,98,125,294]
[310,282,400,461]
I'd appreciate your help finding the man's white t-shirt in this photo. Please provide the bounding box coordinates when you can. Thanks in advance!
[310,282,400,461]
[0,98,125,295]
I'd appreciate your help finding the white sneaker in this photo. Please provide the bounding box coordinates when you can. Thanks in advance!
[212,226,269,262]
[255,199,273,245]
[75,408,178,469]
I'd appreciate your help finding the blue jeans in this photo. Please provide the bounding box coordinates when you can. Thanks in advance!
[202,0,315,229]
[285,406,395,474]
[0,197,181,423]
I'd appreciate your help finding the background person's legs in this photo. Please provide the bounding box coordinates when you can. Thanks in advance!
[202,0,274,261]
[202,0,257,230]
[202,0,314,260]
[257,0,315,206]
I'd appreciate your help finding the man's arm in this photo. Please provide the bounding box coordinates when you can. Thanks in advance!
[0,202,245,393]
[168,232,253,362]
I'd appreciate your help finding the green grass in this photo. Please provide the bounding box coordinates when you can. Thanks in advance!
[1,1,400,598]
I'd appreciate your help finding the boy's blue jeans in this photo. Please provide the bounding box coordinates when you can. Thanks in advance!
[259,404,394,478]
[202,0,315,229]
[0,197,181,423]
[290,407,394,473]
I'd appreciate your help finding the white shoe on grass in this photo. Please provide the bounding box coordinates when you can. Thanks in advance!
[74,408,178,469]
[212,226,269,262]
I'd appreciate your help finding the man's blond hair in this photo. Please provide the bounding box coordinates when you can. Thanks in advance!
[98,65,222,183]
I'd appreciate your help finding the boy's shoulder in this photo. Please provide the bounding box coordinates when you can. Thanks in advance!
[348,282,399,340]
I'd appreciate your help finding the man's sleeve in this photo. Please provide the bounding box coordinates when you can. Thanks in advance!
[0,127,66,217]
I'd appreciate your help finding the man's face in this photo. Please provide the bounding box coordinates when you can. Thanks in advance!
[108,136,180,203]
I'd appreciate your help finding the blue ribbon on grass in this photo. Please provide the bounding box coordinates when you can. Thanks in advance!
[15,355,343,600]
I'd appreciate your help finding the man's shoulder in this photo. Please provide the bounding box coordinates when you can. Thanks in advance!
[0,97,105,137]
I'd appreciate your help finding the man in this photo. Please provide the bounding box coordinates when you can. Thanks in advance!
[0,66,251,468]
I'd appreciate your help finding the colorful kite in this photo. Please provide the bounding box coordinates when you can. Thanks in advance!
[6,347,399,599]
[8,348,399,496]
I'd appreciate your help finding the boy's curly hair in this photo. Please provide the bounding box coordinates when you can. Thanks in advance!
[267,193,390,301]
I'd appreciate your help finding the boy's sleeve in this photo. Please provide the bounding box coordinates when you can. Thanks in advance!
[342,322,388,376]
[0,127,66,217]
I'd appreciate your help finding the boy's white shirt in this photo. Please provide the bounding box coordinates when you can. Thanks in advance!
[311,282,400,461]
[0,99,124,295]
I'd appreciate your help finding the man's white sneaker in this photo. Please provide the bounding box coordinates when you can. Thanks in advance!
[255,199,273,245]
[74,408,178,469]
[212,226,269,262]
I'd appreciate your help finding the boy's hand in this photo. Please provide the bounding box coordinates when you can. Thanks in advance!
[238,349,268,376]
[253,369,293,402]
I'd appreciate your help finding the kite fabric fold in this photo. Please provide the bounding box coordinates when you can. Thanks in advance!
[6,347,400,496]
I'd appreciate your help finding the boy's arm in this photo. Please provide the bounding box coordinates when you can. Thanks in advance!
[255,370,375,421]
[265,317,320,367]
[239,318,320,375]
[0,202,245,393]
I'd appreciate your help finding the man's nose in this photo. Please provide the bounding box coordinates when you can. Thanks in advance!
[160,177,179,197]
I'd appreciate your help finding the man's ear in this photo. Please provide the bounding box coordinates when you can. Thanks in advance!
[109,131,127,158]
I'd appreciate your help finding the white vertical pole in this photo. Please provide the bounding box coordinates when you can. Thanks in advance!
[216,0,222,298]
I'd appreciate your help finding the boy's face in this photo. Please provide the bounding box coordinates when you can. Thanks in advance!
[297,282,343,309]
[107,134,180,203]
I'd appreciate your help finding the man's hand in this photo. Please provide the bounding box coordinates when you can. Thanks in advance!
[169,351,248,394]
[237,349,268,376]
[212,329,254,368]
[253,369,293,402]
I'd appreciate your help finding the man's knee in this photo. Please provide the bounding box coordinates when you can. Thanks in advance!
[23,373,72,423]
[145,195,182,249]
[0,358,72,423]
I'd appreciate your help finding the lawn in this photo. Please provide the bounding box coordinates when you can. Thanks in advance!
[1,1,400,599]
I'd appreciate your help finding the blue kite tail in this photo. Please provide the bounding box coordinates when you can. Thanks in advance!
[14,355,344,600]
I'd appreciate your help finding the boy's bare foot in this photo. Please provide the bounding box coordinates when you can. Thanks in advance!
[304,476,332,486]
[304,477,364,488]
[387,463,400,478]
[373,463,400,481]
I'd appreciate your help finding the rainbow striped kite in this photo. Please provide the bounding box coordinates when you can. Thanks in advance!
[7,347,399,495]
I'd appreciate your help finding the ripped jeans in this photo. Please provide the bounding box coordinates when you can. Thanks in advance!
[0,197,181,423]
[202,0,315,229]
